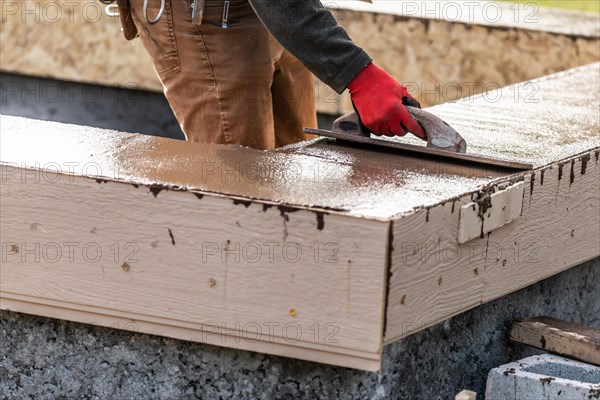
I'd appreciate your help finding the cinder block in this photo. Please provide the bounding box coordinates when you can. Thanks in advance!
[486,354,600,400]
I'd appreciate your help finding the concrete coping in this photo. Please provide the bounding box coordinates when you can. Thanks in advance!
[1,63,598,220]
[1,64,598,372]
[333,0,600,38]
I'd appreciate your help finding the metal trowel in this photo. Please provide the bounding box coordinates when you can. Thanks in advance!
[304,108,533,170]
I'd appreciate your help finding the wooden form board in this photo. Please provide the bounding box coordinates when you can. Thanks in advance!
[381,62,600,345]
[384,151,600,343]
[0,170,390,371]
[510,317,600,366]
[1,63,599,371]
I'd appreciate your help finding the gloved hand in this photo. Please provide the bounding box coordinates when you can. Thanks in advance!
[347,63,426,139]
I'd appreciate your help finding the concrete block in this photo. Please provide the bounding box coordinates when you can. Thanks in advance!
[486,354,600,400]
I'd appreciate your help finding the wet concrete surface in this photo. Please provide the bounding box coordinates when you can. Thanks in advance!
[363,62,600,168]
[2,63,599,219]
[0,115,506,220]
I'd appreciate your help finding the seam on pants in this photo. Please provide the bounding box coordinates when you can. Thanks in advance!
[163,0,181,78]
[192,27,231,145]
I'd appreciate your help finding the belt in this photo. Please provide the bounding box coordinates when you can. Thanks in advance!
[193,0,230,28]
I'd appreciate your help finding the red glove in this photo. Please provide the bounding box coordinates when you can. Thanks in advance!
[348,63,426,139]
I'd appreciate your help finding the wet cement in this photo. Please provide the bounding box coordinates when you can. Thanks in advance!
[0,115,507,219]
[1,257,598,399]
[2,63,598,219]
[360,62,600,168]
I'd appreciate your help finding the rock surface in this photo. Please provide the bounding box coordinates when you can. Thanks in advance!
[1,258,598,399]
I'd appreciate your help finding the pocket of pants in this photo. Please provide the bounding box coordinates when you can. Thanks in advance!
[130,0,181,79]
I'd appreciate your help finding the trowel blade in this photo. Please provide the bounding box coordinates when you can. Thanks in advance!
[303,127,533,171]
[331,109,469,154]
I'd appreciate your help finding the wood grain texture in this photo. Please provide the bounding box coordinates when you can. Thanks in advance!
[458,182,525,244]
[1,296,382,371]
[1,63,599,370]
[385,151,600,343]
[0,167,389,370]
[510,316,600,365]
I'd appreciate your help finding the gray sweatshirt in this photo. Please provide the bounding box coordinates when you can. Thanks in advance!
[248,0,373,94]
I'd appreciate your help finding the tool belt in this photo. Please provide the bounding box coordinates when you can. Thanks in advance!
[101,0,138,40]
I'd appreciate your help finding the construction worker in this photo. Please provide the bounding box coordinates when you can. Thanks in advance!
[120,0,425,150]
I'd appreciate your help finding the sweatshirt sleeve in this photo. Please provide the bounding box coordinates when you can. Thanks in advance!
[247,0,373,94]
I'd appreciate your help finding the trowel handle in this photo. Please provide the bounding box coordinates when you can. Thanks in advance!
[332,112,371,138]
[333,109,467,153]
[332,111,428,140]
[404,106,467,153]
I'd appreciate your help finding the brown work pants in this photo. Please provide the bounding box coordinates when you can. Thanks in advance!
[128,0,317,149]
